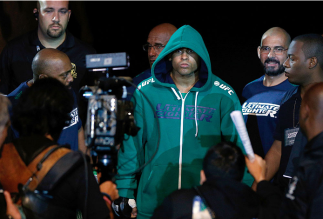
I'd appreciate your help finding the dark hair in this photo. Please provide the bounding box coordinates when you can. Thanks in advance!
[12,78,73,142]
[203,142,245,181]
[293,34,323,69]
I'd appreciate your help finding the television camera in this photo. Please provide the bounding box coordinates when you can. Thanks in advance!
[81,52,140,182]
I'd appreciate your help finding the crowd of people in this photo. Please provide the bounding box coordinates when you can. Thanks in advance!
[1,1,323,219]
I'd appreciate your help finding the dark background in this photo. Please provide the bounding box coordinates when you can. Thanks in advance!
[1,1,322,101]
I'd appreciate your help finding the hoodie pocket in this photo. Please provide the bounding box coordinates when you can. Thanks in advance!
[139,164,178,214]
[138,163,202,215]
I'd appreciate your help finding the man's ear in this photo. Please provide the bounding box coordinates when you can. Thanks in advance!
[309,57,318,69]
[257,46,261,59]
[200,170,206,185]
[39,74,48,79]
[68,10,71,21]
[168,54,172,61]
[33,8,38,21]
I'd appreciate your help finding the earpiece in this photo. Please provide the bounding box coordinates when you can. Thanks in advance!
[33,8,39,19]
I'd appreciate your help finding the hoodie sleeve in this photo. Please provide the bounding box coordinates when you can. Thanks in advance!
[115,89,145,199]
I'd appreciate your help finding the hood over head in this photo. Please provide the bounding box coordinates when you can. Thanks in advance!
[151,25,212,91]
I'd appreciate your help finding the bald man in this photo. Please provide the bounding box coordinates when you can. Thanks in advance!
[126,23,177,100]
[145,23,178,68]
[241,27,294,168]
[7,48,86,154]
[31,48,74,87]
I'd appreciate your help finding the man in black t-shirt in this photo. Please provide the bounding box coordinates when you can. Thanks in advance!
[0,0,96,98]
[263,34,323,194]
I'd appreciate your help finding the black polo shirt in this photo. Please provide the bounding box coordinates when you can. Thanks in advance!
[273,86,301,192]
[0,29,96,96]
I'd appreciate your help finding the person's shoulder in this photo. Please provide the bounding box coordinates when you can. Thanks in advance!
[244,75,264,88]
[7,30,34,44]
[7,81,29,100]
[242,75,264,98]
[152,188,196,219]
[132,69,152,85]
[69,33,96,53]
[2,30,36,51]
[280,86,299,106]
[209,74,239,100]
[136,75,155,91]
[243,75,264,90]
[162,187,197,207]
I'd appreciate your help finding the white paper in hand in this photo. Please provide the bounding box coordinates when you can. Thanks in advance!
[230,110,255,162]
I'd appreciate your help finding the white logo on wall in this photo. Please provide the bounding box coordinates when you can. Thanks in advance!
[214,81,234,95]
[242,102,280,118]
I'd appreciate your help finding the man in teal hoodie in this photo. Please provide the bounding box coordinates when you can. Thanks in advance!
[114,25,253,219]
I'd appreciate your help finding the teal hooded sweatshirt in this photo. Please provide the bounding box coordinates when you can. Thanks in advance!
[116,25,254,219]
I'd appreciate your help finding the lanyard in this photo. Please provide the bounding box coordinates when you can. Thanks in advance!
[293,97,299,128]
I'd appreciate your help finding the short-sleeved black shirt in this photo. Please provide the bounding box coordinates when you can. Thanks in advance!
[273,86,302,192]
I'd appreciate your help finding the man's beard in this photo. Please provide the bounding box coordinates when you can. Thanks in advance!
[263,58,285,76]
[47,25,64,38]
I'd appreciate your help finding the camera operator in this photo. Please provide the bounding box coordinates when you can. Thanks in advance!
[0,94,16,219]
[0,78,110,219]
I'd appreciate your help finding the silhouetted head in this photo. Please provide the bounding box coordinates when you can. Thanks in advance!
[201,141,245,183]
[12,77,73,142]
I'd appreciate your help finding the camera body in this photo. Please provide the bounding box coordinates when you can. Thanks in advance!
[82,52,139,181]
[86,93,118,148]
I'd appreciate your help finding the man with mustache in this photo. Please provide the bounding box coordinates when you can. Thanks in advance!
[241,27,295,190]
[0,0,96,99]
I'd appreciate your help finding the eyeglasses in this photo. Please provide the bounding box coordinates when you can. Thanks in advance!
[260,46,288,55]
[173,48,196,56]
[143,43,166,52]
[71,63,77,78]
[60,63,76,80]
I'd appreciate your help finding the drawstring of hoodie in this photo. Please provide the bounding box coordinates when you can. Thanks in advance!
[194,91,199,137]
[171,88,199,137]
[171,87,181,100]
[171,87,199,189]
